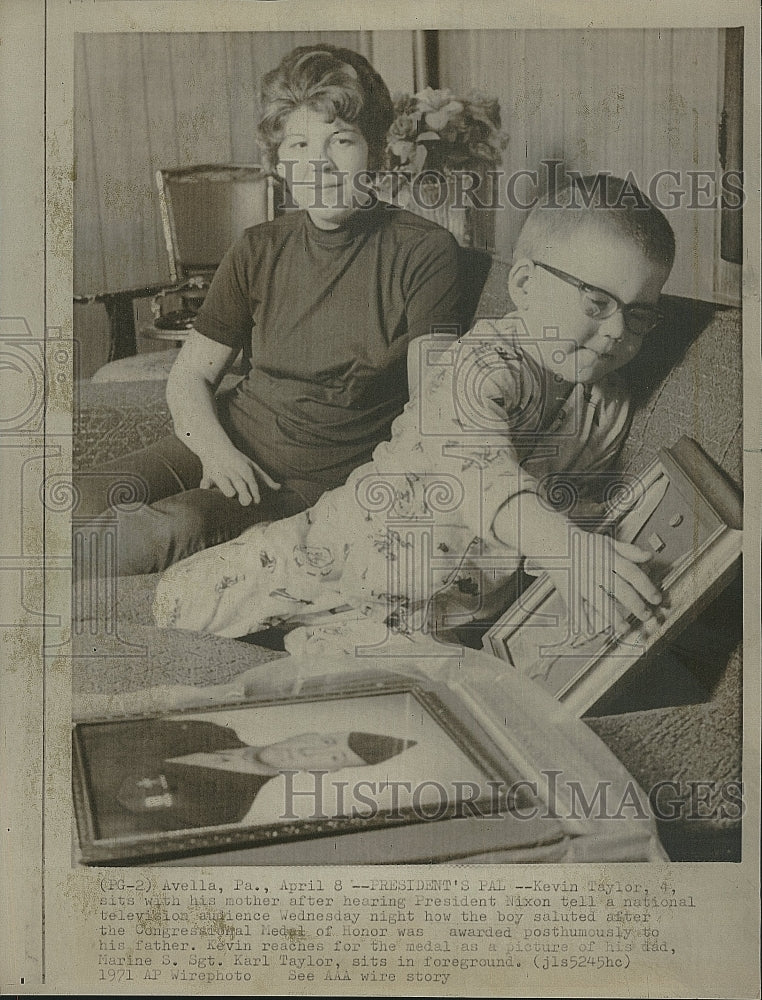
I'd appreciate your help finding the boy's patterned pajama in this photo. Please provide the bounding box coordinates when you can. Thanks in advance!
[154,320,632,644]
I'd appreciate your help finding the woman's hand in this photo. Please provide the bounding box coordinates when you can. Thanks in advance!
[198,441,281,506]
[166,331,281,505]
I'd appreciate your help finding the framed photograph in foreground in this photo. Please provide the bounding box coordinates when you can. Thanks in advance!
[74,673,509,864]
[72,668,665,865]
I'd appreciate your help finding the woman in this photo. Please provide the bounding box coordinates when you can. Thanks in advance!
[75,45,461,576]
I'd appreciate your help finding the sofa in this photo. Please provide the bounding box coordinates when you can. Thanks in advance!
[72,254,744,861]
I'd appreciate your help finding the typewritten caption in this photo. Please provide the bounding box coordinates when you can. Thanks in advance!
[92,873,695,988]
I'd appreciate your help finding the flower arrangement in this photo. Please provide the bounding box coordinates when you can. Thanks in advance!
[383,87,507,177]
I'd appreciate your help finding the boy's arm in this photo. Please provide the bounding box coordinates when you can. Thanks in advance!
[492,491,661,633]
[403,327,549,536]
[423,333,660,631]
[401,331,660,632]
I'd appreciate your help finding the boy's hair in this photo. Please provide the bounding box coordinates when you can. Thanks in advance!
[515,174,676,272]
[258,45,394,171]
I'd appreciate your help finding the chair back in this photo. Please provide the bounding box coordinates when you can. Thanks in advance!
[457,246,494,330]
[156,165,279,283]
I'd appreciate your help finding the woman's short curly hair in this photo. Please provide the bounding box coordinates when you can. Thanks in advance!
[257,45,394,171]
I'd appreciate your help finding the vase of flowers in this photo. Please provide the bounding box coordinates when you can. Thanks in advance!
[378,88,507,249]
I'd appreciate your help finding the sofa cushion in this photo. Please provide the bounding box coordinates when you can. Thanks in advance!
[622,300,743,484]
[74,371,244,470]
[75,380,174,471]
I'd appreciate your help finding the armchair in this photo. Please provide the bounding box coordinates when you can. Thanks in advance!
[90,164,279,381]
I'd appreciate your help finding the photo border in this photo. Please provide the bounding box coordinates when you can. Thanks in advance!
[0,0,758,995]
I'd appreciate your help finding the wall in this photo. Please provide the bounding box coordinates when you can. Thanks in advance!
[437,28,735,303]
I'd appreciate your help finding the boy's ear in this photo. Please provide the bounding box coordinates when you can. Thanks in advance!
[275,161,286,178]
[508,258,536,309]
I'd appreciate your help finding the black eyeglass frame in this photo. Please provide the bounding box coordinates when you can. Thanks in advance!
[531,260,664,336]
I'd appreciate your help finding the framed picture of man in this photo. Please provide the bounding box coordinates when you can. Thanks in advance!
[73,667,667,865]
[483,437,743,715]
[73,673,513,863]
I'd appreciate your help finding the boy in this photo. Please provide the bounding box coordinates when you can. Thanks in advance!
[154,176,675,650]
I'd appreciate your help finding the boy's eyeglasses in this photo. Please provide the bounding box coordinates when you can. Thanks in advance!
[532,260,664,336]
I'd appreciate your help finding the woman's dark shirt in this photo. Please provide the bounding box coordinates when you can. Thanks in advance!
[194,202,461,500]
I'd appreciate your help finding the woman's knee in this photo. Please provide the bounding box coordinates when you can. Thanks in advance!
[73,470,150,521]
[73,435,202,520]
[73,493,214,578]
[74,486,274,579]
[146,489,272,567]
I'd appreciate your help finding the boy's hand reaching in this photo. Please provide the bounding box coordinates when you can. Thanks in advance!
[544,532,662,639]
[493,492,662,638]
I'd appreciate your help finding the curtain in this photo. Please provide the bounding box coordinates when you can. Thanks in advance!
[435,28,734,303]
[74,30,418,297]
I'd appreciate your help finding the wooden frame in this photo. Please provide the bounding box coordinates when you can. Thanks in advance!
[137,164,280,345]
[483,437,743,716]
